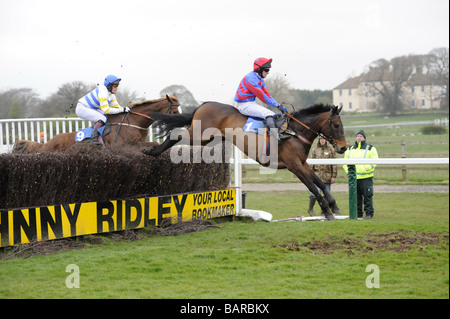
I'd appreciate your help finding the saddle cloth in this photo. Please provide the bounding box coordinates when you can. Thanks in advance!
[75,125,107,142]
[242,113,287,135]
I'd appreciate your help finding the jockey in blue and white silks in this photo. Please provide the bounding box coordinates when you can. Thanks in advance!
[76,75,130,125]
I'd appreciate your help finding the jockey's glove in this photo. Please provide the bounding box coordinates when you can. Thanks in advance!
[123,106,131,113]
[277,105,289,113]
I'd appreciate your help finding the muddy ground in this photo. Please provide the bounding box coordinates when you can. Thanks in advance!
[274,232,449,255]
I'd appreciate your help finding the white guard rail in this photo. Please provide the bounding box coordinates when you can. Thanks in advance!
[0,117,156,153]
[230,146,449,214]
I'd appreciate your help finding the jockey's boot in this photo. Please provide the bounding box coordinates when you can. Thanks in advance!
[91,120,105,144]
[307,197,316,216]
[265,116,290,142]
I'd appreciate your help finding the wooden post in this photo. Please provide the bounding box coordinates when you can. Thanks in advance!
[348,165,357,220]
[401,141,407,182]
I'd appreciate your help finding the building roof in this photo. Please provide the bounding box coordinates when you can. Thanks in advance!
[408,73,435,86]
[333,73,435,90]
[333,76,360,90]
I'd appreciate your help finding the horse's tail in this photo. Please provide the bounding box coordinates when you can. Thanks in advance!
[152,111,195,138]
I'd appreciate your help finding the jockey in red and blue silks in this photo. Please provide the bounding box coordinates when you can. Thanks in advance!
[234,57,289,141]
[235,58,279,110]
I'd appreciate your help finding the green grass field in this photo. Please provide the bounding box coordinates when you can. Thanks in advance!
[1,191,448,299]
[1,110,448,300]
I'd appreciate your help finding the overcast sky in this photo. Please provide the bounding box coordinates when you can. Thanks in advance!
[1,0,448,106]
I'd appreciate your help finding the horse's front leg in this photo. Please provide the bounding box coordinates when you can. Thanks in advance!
[287,161,335,220]
[310,172,342,215]
[142,136,178,156]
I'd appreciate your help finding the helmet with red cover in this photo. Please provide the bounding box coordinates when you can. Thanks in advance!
[253,57,272,71]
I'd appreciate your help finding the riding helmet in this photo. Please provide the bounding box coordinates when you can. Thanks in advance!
[253,57,272,71]
[104,75,121,92]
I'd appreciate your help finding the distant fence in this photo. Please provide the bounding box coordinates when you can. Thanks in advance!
[345,118,449,129]
[230,147,449,213]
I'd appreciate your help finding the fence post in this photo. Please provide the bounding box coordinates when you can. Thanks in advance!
[348,164,357,220]
[401,141,407,182]
[234,146,242,215]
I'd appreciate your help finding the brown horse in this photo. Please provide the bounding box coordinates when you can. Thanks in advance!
[13,95,180,153]
[142,102,347,220]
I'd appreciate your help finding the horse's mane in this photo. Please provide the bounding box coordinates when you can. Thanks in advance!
[292,103,332,119]
[131,95,177,107]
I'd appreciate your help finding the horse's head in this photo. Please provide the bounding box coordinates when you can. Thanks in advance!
[165,94,181,114]
[319,105,347,154]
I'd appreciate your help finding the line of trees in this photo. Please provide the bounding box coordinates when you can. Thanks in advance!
[0,82,145,119]
[263,73,332,113]
[0,80,331,119]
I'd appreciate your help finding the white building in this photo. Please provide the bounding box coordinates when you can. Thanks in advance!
[333,73,442,112]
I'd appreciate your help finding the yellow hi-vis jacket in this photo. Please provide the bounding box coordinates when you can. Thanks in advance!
[343,140,379,179]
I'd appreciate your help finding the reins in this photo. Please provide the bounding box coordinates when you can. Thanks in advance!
[280,104,342,148]
[129,110,153,120]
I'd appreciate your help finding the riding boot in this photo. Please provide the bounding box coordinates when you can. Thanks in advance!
[91,120,105,144]
[265,116,289,142]
[307,197,316,216]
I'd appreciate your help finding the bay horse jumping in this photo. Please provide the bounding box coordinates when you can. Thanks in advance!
[142,102,347,220]
[13,95,180,153]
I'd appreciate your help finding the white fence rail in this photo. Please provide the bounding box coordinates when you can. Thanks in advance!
[231,147,449,213]
[0,118,90,153]
[0,117,156,153]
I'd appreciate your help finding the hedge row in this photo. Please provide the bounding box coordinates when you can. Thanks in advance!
[0,143,230,209]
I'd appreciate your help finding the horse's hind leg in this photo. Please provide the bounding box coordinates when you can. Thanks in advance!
[311,173,342,215]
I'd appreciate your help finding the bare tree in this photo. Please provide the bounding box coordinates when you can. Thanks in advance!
[160,85,198,113]
[0,88,41,118]
[425,47,449,110]
[116,87,144,106]
[36,81,96,117]
[367,55,422,116]
[264,73,296,112]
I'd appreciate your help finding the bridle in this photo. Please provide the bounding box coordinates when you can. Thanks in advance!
[281,106,344,149]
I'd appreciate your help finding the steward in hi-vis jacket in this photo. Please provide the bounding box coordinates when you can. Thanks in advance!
[343,130,379,219]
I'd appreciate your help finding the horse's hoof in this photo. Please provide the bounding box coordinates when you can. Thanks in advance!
[333,209,342,215]
[142,148,159,156]
[324,212,335,220]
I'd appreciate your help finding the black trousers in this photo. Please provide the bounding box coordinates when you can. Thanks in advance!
[356,177,374,217]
